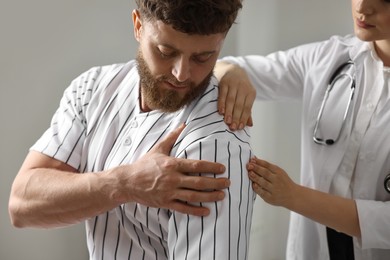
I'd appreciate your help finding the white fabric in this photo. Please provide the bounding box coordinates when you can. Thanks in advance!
[222,35,390,260]
[31,61,255,260]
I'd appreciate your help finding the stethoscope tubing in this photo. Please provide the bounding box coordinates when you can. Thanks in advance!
[313,60,390,194]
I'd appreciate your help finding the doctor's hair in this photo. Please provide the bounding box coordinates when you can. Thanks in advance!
[135,0,243,35]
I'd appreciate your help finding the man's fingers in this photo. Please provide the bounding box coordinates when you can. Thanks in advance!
[179,175,230,191]
[153,124,186,154]
[170,201,211,216]
[170,189,227,216]
[176,158,226,174]
[176,189,226,203]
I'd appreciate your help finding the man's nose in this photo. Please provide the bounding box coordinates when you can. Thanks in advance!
[172,57,191,82]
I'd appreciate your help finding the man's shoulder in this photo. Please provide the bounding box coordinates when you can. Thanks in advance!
[87,60,138,85]
[70,60,139,101]
[65,60,139,126]
[179,78,251,149]
[185,76,220,119]
[174,117,251,161]
[183,79,227,127]
[67,60,138,94]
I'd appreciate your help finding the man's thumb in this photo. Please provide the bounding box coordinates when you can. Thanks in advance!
[155,123,186,153]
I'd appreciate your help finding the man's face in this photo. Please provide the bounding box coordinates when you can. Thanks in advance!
[132,10,226,112]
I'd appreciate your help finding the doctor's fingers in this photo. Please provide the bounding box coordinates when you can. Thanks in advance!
[224,81,255,130]
[249,170,273,191]
[231,95,255,130]
[221,83,238,125]
[249,158,288,180]
[249,170,291,206]
[247,160,276,183]
[252,182,272,200]
[221,82,255,130]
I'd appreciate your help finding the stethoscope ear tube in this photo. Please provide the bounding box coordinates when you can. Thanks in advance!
[385,174,390,194]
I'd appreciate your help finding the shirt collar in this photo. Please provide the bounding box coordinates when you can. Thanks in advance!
[348,37,371,62]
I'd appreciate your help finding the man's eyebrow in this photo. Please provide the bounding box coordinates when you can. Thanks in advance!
[158,43,216,55]
[195,50,216,56]
[158,43,176,50]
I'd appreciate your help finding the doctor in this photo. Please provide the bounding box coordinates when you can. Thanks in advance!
[215,0,390,259]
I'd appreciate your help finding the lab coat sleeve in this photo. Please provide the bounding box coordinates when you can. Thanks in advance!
[220,48,310,101]
[219,37,349,102]
[356,200,390,249]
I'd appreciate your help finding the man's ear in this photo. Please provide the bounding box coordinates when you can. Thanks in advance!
[132,9,142,42]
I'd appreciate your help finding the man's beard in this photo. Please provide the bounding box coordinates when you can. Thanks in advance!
[136,50,213,113]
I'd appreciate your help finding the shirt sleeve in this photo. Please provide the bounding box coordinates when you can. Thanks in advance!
[168,130,255,260]
[30,66,102,169]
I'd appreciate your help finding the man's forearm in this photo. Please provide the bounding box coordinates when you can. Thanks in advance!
[9,146,231,228]
[9,167,123,228]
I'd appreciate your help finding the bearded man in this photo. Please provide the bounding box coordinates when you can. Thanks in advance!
[9,1,254,259]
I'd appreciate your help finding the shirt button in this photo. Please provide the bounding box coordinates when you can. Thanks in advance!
[366,103,374,110]
[124,137,132,146]
[130,121,138,128]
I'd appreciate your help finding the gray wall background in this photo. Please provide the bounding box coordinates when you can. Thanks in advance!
[1,1,351,259]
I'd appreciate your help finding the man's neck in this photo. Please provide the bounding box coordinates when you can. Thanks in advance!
[139,88,153,112]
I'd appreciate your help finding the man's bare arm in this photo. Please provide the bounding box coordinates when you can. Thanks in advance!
[9,125,230,228]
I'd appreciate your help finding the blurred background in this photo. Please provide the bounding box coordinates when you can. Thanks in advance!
[0,0,351,259]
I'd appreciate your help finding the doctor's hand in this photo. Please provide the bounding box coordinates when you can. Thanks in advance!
[214,61,255,131]
[123,124,229,217]
[247,157,298,207]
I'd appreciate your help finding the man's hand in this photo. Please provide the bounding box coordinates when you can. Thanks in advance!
[214,61,255,130]
[121,124,230,216]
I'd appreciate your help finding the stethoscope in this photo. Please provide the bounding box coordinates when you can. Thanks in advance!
[313,60,355,145]
[312,60,390,194]
[385,174,390,193]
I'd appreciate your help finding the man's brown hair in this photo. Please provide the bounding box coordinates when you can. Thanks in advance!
[135,0,242,35]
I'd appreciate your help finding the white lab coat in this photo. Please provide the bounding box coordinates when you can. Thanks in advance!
[222,35,390,259]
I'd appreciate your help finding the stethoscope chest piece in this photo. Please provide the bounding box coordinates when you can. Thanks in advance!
[385,174,390,193]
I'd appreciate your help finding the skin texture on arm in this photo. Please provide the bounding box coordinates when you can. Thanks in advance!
[214,61,256,130]
[8,124,230,228]
[247,157,361,238]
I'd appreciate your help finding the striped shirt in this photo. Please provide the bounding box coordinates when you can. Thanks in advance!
[31,61,255,260]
